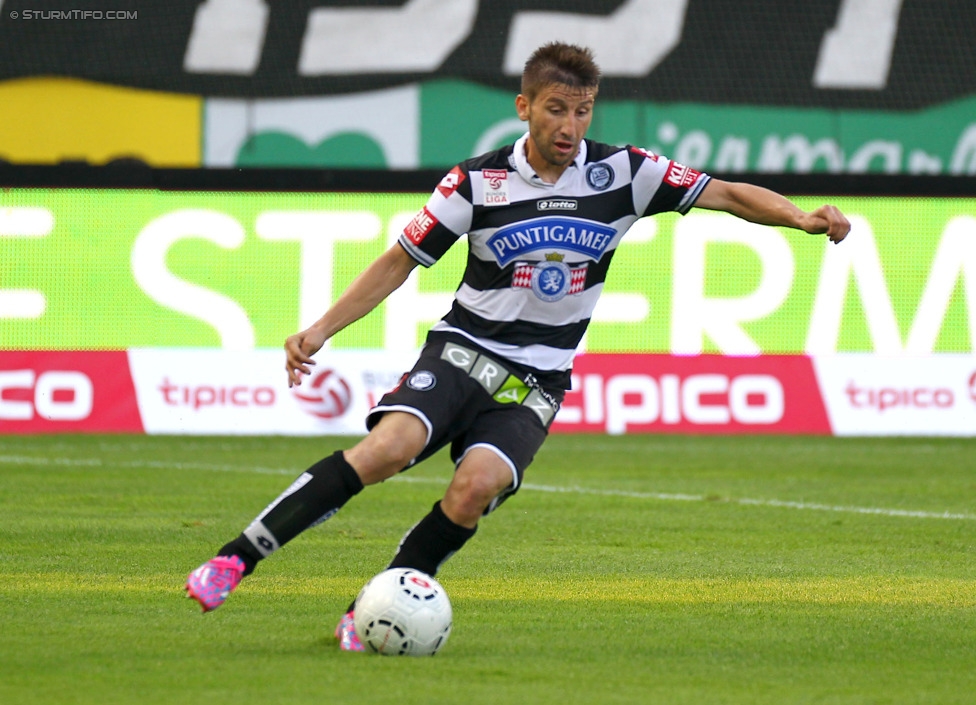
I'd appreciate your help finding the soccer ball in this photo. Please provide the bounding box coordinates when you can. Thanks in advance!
[353,568,452,656]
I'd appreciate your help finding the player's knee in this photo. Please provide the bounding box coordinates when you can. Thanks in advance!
[463,472,505,505]
[446,467,512,519]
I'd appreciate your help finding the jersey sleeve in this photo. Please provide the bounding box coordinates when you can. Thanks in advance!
[627,146,712,218]
[398,164,474,268]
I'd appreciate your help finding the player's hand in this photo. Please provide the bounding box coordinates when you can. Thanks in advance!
[802,205,851,244]
[285,327,327,387]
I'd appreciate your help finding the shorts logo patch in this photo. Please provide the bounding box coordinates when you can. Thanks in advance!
[439,343,558,426]
[585,163,614,191]
[406,371,436,391]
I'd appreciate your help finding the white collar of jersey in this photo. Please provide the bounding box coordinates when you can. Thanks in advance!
[512,132,588,187]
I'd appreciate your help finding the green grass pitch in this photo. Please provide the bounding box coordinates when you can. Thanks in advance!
[1,434,974,704]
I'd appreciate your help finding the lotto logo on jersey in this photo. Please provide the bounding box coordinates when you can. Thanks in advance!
[437,166,466,198]
[404,207,438,245]
[664,162,703,188]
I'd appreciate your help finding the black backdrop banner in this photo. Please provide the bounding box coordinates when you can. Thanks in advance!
[0,0,973,109]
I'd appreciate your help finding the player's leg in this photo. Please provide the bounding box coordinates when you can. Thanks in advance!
[382,402,553,577]
[335,448,515,650]
[441,447,518,528]
[336,345,563,649]
[185,411,426,612]
[384,447,512,574]
[227,410,427,568]
[335,446,514,650]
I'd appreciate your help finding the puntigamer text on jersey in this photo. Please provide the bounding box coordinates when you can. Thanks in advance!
[487,217,617,266]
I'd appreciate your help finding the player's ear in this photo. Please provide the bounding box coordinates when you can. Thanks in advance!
[515,94,530,121]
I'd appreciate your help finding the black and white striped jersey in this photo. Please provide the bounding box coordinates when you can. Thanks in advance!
[399,133,711,387]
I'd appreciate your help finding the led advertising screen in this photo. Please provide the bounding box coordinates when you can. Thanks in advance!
[2,188,974,435]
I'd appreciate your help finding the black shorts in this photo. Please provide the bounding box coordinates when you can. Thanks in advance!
[366,336,564,511]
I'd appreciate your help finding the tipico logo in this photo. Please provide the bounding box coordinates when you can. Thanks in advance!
[292,368,353,419]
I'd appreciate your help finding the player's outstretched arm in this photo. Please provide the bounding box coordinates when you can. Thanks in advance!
[695,179,851,244]
[285,243,419,387]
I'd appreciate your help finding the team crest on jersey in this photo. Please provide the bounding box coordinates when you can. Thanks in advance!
[585,163,614,191]
[512,253,588,303]
[482,169,510,206]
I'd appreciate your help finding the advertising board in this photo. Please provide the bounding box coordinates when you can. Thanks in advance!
[3,189,974,355]
[2,187,974,435]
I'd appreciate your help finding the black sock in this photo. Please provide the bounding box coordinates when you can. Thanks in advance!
[388,500,477,575]
[217,535,263,577]
[345,501,476,613]
[218,451,364,576]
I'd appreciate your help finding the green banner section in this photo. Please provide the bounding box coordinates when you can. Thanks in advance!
[209,80,976,175]
[2,189,974,353]
[421,81,976,175]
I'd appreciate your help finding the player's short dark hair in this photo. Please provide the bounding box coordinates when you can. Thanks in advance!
[521,42,601,100]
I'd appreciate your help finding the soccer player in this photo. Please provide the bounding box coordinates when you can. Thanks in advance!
[186,42,850,649]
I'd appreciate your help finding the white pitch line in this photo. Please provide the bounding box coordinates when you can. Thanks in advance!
[2,454,974,521]
[399,476,976,521]
[0,454,295,476]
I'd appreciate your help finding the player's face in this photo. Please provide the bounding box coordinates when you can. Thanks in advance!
[516,83,596,179]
